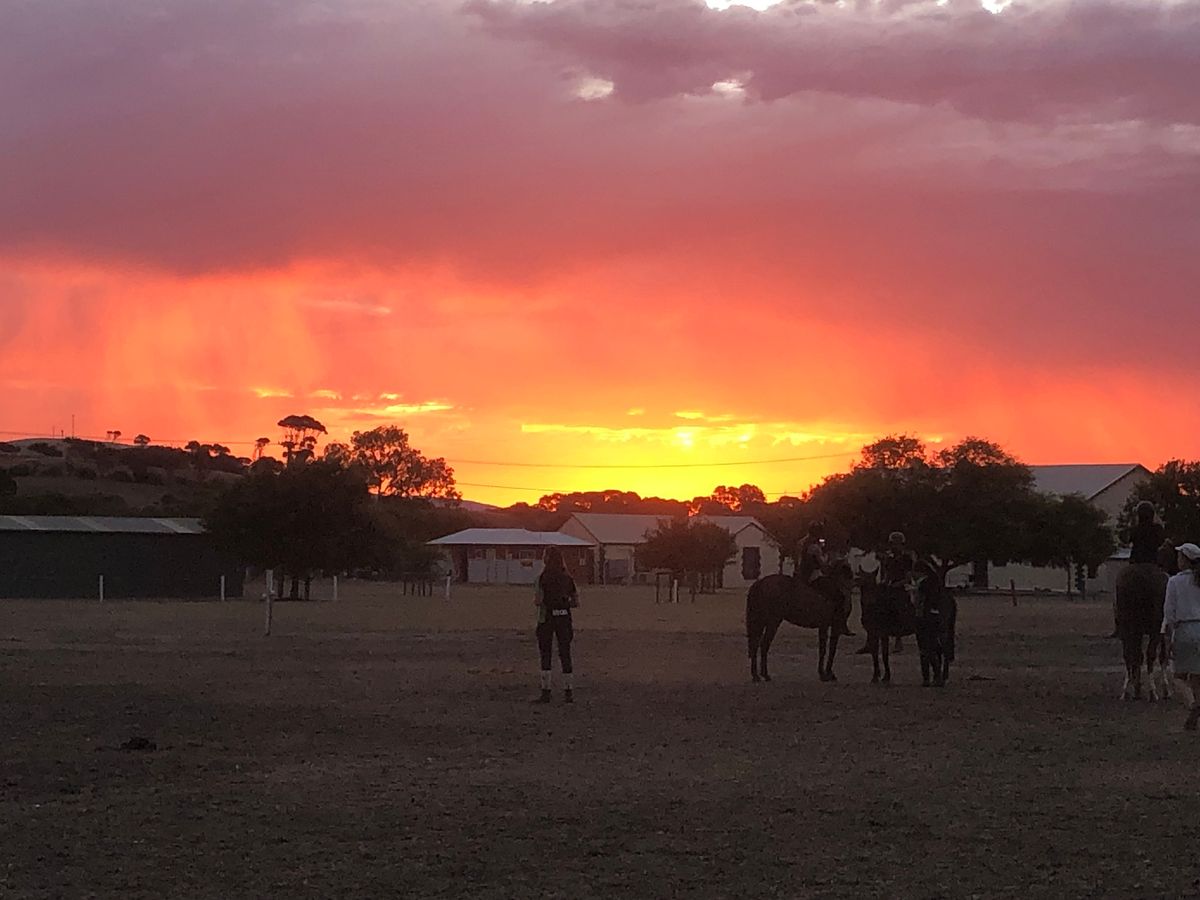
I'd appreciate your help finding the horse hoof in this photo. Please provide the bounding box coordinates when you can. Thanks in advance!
[826,673,837,683]
[871,675,880,684]
[762,674,772,683]
[752,676,760,683]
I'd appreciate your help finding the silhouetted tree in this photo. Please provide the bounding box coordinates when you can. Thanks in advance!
[1119,460,1200,546]
[133,434,151,448]
[638,518,737,597]
[277,414,327,467]
[341,426,460,500]
[205,460,376,599]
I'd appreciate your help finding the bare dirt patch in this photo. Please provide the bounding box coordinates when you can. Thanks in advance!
[2,584,1197,898]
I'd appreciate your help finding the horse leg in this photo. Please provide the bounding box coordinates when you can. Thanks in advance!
[1146,634,1161,702]
[748,617,762,683]
[869,632,880,683]
[881,632,891,684]
[1120,632,1140,700]
[826,629,839,682]
[760,619,781,683]
[818,627,829,682]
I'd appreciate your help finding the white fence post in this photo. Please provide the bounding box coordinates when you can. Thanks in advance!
[220,574,226,602]
[332,575,339,603]
[444,574,451,600]
[99,574,105,603]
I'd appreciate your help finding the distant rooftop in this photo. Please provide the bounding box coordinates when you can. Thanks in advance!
[0,516,205,535]
[1028,464,1148,500]
[429,528,593,547]
[563,512,764,545]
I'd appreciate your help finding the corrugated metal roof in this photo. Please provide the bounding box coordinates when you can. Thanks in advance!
[0,516,205,535]
[429,528,594,547]
[563,513,764,545]
[1029,464,1147,500]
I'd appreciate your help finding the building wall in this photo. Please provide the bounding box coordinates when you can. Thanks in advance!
[1091,469,1148,522]
[0,532,243,599]
[723,527,781,588]
[456,545,594,585]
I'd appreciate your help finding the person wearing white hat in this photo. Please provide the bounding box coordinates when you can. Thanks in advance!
[1162,542,1200,731]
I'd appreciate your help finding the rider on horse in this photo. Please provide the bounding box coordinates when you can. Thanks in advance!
[798,522,854,637]
[1111,501,1168,637]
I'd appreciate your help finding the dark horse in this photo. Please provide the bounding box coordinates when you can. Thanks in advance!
[746,567,852,683]
[1115,563,1170,701]
[857,570,916,684]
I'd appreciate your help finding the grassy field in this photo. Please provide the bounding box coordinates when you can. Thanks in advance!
[2,582,1197,899]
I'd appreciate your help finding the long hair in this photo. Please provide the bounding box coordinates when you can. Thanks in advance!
[543,545,566,575]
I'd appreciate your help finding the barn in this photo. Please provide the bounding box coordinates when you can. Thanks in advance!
[972,463,1151,594]
[428,529,595,585]
[0,516,244,599]
[557,513,781,588]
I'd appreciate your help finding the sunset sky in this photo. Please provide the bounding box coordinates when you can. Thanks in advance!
[2,0,1197,505]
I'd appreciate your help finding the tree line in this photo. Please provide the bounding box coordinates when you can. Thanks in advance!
[5,419,1199,597]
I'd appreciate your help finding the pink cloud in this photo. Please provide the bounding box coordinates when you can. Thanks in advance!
[0,0,1196,490]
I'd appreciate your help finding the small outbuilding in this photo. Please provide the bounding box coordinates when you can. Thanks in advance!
[429,529,595,585]
[0,516,244,599]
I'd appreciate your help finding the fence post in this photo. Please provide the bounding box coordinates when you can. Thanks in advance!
[1010,579,1017,607]
[220,574,226,602]
[444,574,451,600]
[332,575,339,603]
[99,574,105,603]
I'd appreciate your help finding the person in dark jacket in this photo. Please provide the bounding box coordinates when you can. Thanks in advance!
[798,522,854,637]
[534,546,579,703]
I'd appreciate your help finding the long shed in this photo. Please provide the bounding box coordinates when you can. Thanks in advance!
[429,529,595,585]
[0,516,243,599]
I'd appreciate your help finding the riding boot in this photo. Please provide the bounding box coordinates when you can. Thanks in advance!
[533,670,552,703]
[563,673,574,704]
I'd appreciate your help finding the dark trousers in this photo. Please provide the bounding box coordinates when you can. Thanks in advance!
[537,615,573,673]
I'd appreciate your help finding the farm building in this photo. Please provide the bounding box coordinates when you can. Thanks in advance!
[972,463,1151,594]
[0,516,243,599]
[429,529,595,585]
[557,513,781,588]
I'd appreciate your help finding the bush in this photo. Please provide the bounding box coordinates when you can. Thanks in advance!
[7,463,33,477]
[0,442,19,454]
[28,442,64,458]
[74,467,98,481]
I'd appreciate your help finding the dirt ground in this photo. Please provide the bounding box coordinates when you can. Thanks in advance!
[2,581,1198,899]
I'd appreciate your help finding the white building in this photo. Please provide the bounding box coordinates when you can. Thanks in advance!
[557,512,780,588]
[429,529,594,585]
[975,463,1150,594]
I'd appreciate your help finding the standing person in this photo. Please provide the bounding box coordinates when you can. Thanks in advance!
[882,532,914,653]
[534,546,579,704]
[1163,542,1200,731]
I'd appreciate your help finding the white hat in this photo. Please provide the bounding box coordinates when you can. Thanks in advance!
[1177,543,1200,562]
